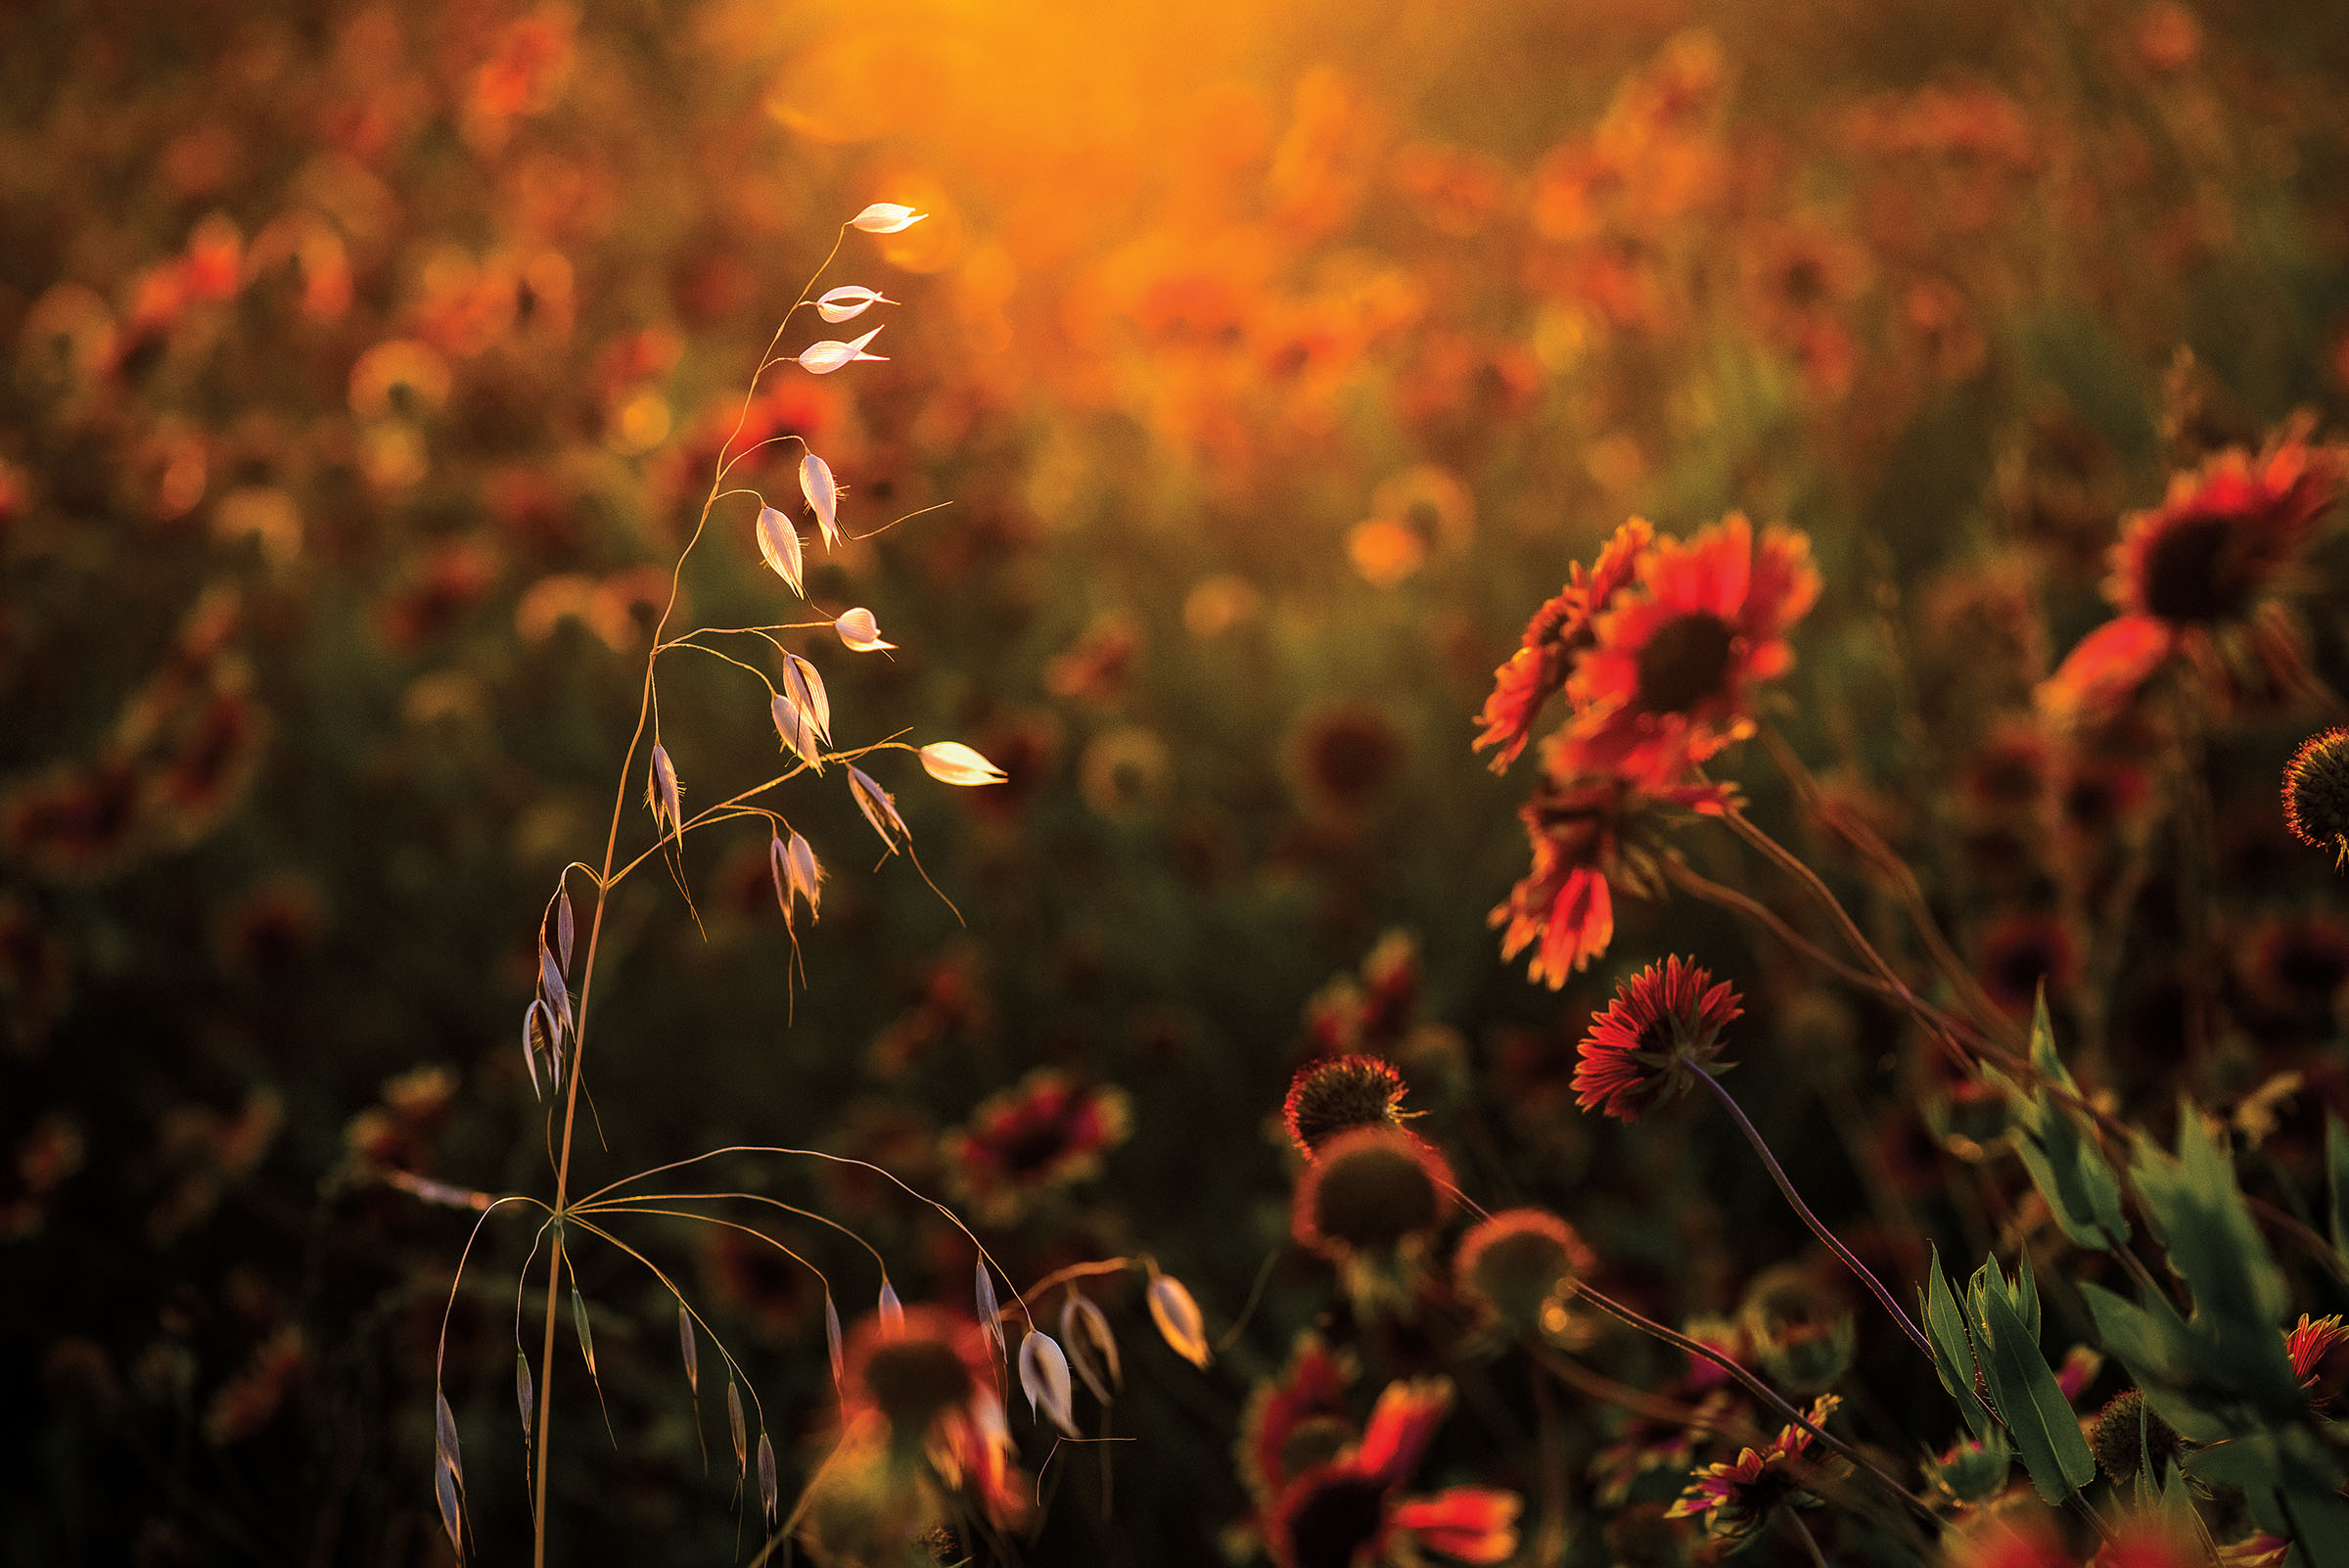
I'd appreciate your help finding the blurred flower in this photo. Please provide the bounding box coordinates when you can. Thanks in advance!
[2042,430,2346,723]
[2284,728,2349,868]
[1453,1209,1594,1334]
[1293,704,1403,821]
[1045,614,1141,707]
[1573,955,1741,1122]
[203,1327,305,1446]
[1292,1125,1453,1263]
[944,1069,1130,1223]
[1490,773,1732,986]
[1665,1393,1840,1542]
[1264,1378,1520,1568]
[1240,1337,1356,1507]
[1973,910,2081,1019]
[1079,726,1172,819]
[1563,515,1821,786]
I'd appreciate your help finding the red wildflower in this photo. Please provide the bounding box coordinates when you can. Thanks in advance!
[1572,955,1742,1122]
[1473,519,1653,771]
[1560,514,1821,786]
[1664,1393,1839,1542]
[835,1304,1027,1527]
[2285,1314,2348,1392]
[1265,1379,1520,1568]
[2042,430,2346,722]
[1489,773,1733,987]
[944,1069,1129,1223]
[1238,1336,1355,1507]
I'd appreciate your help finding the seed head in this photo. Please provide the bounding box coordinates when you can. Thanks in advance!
[2284,728,2349,869]
[1281,1054,1409,1157]
[2091,1389,2181,1481]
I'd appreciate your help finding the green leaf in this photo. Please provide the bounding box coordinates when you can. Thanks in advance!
[1975,1273,2096,1502]
[1995,992,2130,1251]
[1922,1247,1996,1443]
[2133,1103,2288,1339]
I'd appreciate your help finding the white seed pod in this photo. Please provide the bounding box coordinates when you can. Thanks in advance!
[795,325,886,374]
[756,504,805,595]
[678,1304,699,1396]
[824,1295,846,1391]
[800,452,841,550]
[1060,1292,1123,1404]
[648,743,682,842]
[771,693,823,772]
[850,203,925,234]
[553,884,575,973]
[878,1278,904,1333]
[975,1260,1004,1362]
[781,654,831,746]
[848,766,909,853]
[515,1352,533,1434]
[757,1431,778,1525]
[1018,1330,1080,1438]
[918,741,1007,787]
[435,1456,463,1560]
[816,285,896,324]
[834,607,895,652]
[785,832,822,919]
[435,1390,462,1479]
[727,1379,747,1472]
[1147,1272,1211,1369]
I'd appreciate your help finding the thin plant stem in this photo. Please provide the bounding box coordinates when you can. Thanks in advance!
[1691,1069,1935,1360]
[1787,1507,1832,1568]
[1568,1282,1935,1521]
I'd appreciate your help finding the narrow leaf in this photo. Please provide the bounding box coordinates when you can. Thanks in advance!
[1922,1247,1996,1443]
[1974,1277,2096,1501]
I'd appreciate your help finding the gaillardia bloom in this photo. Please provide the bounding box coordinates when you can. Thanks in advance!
[1665,1393,1841,1542]
[2042,431,2345,722]
[1473,518,1653,771]
[1489,773,1733,986]
[1265,1378,1521,1568]
[1452,1208,1596,1332]
[1573,955,1742,1121]
[944,1069,1130,1223]
[1238,1336,1356,1508]
[2283,728,2349,868]
[830,1304,1028,1530]
[1292,1126,1454,1261]
[1283,1054,1410,1157]
[1561,513,1821,786]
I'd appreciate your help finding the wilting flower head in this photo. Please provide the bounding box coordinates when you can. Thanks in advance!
[1560,514,1821,786]
[1473,518,1654,771]
[1283,1054,1410,1157]
[2043,430,2346,722]
[2284,728,2349,869]
[1489,773,1734,986]
[1665,1393,1840,1542]
[1452,1209,1595,1333]
[1573,955,1742,1122]
[1264,1378,1521,1568]
[1292,1125,1453,1261]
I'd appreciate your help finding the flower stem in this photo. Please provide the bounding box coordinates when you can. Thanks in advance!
[1569,1282,1934,1521]
[1694,1069,1934,1360]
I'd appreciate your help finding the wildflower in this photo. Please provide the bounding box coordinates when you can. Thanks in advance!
[1239,1337,1356,1506]
[1489,773,1734,987]
[2284,728,2349,868]
[818,1305,1029,1543]
[1973,910,2080,1019]
[1472,518,1653,771]
[816,285,895,324]
[850,203,926,234]
[1292,1125,1453,1262]
[2285,1314,2349,1393]
[1561,514,1821,785]
[1572,955,1742,1122]
[918,742,1008,787]
[848,765,909,852]
[799,452,842,549]
[1282,1055,1409,1157]
[1665,1393,1840,1542]
[756,504,805,595]
[2042,431,2346,721]
[943,1070,1130,1223]
[1453,1209,1595,1333]
[835,607,895,652]
[796,325,887,374]
[1264,1379,1520,1568]
[2092,1389,2182,1481]
[1293,704,1404,820]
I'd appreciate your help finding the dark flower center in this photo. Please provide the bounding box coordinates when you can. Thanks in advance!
[2286,730,2349,858]
[1312,1141,1441,1251]
[1283,1473,1391,1568]
[1287,1058,1405,1153]
[2139,514,2256,623]
[1633,612,1737,714]
[992,1105,1079,1179]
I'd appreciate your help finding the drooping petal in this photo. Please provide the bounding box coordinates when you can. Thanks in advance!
[919,740,1008,786]
[1018,1330,1080,1438]
[795,325,887,374]
[757,505,805,595]
[800,452,841,548]
[1146,1273,1211,1368]
[1392,1488,1524,1563]
[816,285,896,323]
[850,203,925,234]
[835,607,896,652]
[1357,1378,1453,1486]
[783,654,831,744]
